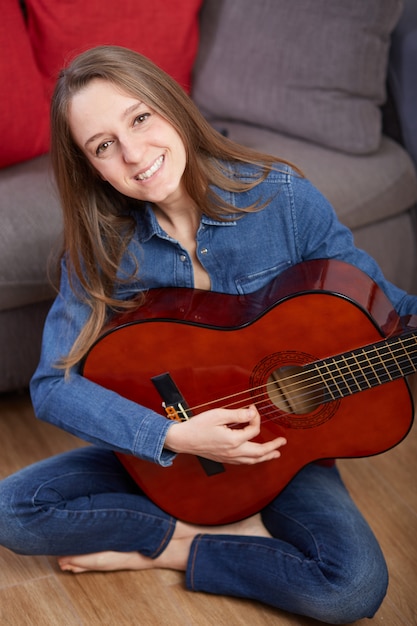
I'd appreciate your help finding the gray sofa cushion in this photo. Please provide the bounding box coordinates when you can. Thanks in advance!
[0,301,53,392]
[0,155,61,312]
[193,0,403,155]
[389,0,417,169]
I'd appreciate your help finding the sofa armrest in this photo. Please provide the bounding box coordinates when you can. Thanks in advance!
[388,0,417,171]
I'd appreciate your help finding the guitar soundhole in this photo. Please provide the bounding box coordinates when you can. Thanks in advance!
[267,365,323,415]
[251,351,339,429]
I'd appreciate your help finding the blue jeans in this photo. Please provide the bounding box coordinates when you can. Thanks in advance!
[0,447,388,624]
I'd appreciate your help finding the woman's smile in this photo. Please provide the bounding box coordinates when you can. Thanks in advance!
[134,155,165,181]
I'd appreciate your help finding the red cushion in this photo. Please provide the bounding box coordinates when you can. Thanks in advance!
[0,3,50,168]
[25,0,203,98]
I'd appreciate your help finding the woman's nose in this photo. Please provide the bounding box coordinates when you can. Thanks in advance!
[121,138,143,163]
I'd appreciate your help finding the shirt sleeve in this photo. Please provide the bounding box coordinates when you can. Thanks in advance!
[30,258,177,466]
[289,174,417,317]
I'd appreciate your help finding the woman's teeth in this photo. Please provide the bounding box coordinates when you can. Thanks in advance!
[136,156,164,180]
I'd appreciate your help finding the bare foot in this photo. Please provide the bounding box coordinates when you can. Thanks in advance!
[58,512,272,574]
[58,551,156,574]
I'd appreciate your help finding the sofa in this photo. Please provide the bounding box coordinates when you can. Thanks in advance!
[1,0,417,394]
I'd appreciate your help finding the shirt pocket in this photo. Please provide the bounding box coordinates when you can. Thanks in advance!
[235,261,291,295]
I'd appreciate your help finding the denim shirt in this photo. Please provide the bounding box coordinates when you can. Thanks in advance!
[30,164,417,466]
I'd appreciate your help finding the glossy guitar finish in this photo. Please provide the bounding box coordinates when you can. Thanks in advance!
[82,260,415,524]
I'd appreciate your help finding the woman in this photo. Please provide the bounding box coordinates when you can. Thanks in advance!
[0,45,416,623]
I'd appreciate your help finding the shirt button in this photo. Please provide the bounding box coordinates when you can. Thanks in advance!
[179,254,187,262]
[200,248,208,255]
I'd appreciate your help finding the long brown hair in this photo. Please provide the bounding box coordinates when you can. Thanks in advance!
[51,45,301,370]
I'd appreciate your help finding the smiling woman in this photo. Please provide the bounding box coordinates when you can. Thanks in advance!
[0,44,417,625]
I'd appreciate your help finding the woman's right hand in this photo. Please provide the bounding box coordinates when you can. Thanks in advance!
[163,405,286,465]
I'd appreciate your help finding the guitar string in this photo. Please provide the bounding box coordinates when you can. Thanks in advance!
[254,340,417,414]
[179,338,417,421]
[189,338,417,412]
[262,339,417,406]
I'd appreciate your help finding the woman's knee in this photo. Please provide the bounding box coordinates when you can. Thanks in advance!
[0,473,38,554]
[316,546,389,624]
[0,457,63,555]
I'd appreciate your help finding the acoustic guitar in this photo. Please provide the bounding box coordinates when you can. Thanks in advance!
[82,259,416,525]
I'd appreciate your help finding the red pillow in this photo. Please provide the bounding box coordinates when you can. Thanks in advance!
[0,3,50,168]
[25,0,203,98]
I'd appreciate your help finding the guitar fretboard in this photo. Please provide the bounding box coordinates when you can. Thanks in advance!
[307,330,417,402]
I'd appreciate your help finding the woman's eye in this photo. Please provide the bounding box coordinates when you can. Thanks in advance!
[96,140,113,155]
[133,113,150,125]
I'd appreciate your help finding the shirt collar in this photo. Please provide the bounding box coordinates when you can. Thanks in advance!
[134,203,237,243]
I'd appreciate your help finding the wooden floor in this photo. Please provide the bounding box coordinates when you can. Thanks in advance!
[1,378,416,626]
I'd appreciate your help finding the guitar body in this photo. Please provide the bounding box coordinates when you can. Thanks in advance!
[82,260,414,524]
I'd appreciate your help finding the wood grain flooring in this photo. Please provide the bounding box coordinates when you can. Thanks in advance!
[0,376,416,625]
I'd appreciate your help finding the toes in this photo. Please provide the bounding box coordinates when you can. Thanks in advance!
[58,557,86,573]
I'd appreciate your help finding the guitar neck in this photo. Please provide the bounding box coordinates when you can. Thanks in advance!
[309,329,417,402]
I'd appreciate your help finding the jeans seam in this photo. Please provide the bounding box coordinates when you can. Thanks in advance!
[150,517,175,558]
[188,533,203,589]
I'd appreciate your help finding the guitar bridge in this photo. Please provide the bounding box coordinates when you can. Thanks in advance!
[151,372,225,476]
[151,372,191,422]
[163,403,190,422]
